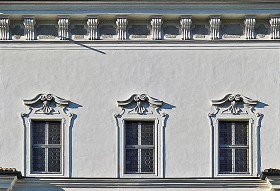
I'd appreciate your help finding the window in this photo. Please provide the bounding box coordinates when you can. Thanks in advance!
[209,93,262,177]
[125,121,154,174]
[219,121,249,174]
[22,93,76,177]
[31,121,61,173]
[115,94,167,178]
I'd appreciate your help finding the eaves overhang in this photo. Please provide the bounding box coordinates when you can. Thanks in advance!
[1,1,280,17]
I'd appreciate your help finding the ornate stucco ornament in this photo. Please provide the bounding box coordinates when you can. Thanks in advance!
[212,94,258,115]
[117,94,163,115]
[23,93,70,115]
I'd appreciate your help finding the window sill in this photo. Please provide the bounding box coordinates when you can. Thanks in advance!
[121,173,161,179]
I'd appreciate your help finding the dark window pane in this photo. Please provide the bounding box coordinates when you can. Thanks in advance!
[141,122,154,145]
[235,122,248,145]
[32,121,45,144]
[32,148,45,172]
[141,149,154,173]
[125,149,138,173]
[48,148,61,172]
[235,149,248,172]
[48,121,61,144]
[219,122,232,145]
[219,149,232,173]
[125,122,138,145]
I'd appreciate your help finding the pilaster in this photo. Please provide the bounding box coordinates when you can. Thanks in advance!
[87,17,99,40]
[180,17,192,40]
[270,16,280,39]
[58,17,69,40]
[116,17,127,40]
[244,17,256,39]
[209,16,221,39]
[23,17,36,40]
[0,17,9,40]
[151,17,162,40]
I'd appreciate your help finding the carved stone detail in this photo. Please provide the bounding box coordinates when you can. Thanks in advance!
[116,17,127,40]
[212,94,258,115]
[23,93,70,115]
[209,17,221,39]
[270,17,280,39]
[117,94,163,115]
[151,18,162,40]
[87,17,99,40]
[23,17,36,40]
[58,17,69,40]
[180,17,192,40]
[0,17,9,40]
[244,17,255,39]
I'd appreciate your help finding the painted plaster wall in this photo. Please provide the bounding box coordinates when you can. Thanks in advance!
[0,42,279,178]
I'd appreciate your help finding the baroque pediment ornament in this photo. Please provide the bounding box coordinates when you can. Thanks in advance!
[117,94,163,115]
[211,94,258,115]
[22,93,70,115]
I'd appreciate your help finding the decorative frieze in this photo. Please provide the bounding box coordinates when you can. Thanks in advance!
[58,17,69,40]
[23,17,35,40]
[270,17,280,39]
[0,17,9,40]
[87,17,99,40]
[1,15,279,41]
[180,17,192,40]
[244,17,256,39]
[209,17,221,39]
[116,17,127,40]
[151,18,162,40]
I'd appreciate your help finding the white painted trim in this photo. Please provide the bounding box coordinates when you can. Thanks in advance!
[115,94,166,178]
[208,94,261,178]
[21,94,74,178]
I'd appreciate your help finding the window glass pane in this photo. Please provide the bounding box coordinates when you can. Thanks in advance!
[141,149,154,173]
[125,149,138,173]
[141,122,154,145]
[219,149,232,173]
[32,121,45,144]
[32,148,45,172]
[235,149,248,172]
[219,122,232,145]
[48,148,61,172]
[125,122,138,145]
[235,122,248,145]
[48,121,61,144]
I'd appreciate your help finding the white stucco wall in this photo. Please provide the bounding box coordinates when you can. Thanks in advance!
[0,42,279,179]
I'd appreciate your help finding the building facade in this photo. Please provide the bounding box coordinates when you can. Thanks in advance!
[0,0,280,190]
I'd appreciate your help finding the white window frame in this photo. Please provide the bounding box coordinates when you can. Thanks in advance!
[209,94,262,177]
[218,120,250,174]
[30,120,63,174]
[115,94,166,178]
[124,121,155,174]
[213,116,255,177]
[22,94,74,177]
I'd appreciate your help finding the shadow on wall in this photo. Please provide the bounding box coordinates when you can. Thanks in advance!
[68,38,106,54]
[67,101,83,178]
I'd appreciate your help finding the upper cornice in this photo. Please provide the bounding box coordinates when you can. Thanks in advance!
[1,0,280,16]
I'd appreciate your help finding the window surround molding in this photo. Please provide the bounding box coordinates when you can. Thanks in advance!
[21,93,74,177]
[208,93,262,177]
[114,94,167,178]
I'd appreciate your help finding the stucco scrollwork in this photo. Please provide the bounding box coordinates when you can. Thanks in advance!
[117,94,163,115]
[212,93,258,115]
[23,93,70,115]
